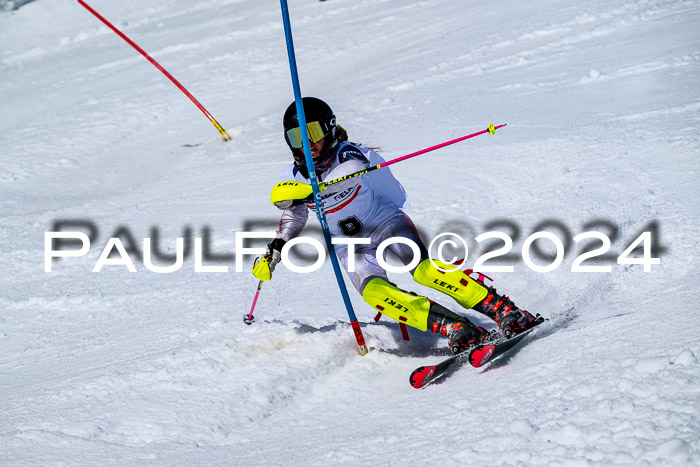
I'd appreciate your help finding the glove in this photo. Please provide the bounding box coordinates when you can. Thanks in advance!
[252,238,286,281]
[273,196,313,211]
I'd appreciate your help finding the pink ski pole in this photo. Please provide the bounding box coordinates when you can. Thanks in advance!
[322,123,506,190]
[244,280,263,325]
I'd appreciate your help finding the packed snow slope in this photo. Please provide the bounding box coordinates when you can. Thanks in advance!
[1,0,699,465]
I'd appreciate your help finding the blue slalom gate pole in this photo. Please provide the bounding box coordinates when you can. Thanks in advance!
[279,0,368,355]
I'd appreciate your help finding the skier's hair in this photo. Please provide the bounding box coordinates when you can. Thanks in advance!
[336,124,348,142]
[336,124,381,152]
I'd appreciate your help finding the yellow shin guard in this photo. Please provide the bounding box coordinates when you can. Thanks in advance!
[412,259,488,310]
[361,278,431,331]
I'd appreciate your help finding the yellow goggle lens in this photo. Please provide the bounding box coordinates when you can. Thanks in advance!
[286,121,327,149]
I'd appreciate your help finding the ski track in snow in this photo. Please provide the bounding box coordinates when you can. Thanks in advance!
[1,0,699,465]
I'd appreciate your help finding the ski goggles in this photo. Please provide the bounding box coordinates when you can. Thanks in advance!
[285,121,327,149]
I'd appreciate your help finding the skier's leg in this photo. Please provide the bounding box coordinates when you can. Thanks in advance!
[412,258,540,338]
[412,259,488,308]
[335,212,428,294]
[336,234,488,353]
[380,212,430,266]
[361,277,489,354]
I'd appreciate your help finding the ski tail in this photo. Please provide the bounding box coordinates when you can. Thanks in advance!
[468,319,544,368]
[469,345,496,368]
[409,317,546,388]
[410,366,437,389]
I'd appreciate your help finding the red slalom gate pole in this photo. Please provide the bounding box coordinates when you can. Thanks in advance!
[77,0,232,141]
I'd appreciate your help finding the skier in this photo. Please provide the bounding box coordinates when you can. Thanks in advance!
[253,97,540,354]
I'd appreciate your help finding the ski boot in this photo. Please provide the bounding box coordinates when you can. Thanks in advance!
[427,302,492,354]
[473,287,542,339]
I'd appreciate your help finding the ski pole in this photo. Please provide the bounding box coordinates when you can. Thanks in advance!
[280,0,368,356]
[321,123,506,191]
[243,280,263,325]
[77,0,232,141]
[271,124,506,205]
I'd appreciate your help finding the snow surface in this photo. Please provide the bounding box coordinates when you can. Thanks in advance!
[1,0,699,465]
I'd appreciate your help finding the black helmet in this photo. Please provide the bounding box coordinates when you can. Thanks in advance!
[283,97,338,176]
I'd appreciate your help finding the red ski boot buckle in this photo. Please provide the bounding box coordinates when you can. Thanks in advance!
[464,268,493,285]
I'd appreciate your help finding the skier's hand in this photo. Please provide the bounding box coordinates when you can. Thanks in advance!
[252,238,286,281]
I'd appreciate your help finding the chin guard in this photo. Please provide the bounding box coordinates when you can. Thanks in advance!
[270,181,314,209]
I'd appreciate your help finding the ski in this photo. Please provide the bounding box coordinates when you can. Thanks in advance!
[468,325,538,368]
[409,319,544,389]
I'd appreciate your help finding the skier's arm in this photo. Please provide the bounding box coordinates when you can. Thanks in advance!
[269,161,369,208]
[252,203,308,281]
[269,145,370,208]
[276,203,308,242]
